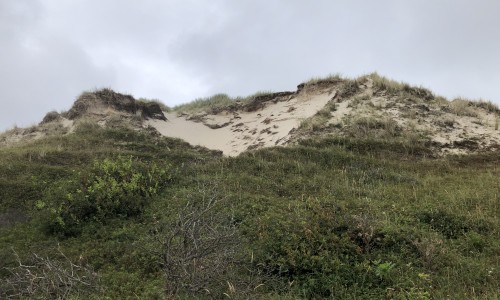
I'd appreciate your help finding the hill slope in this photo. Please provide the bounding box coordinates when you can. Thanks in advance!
[0,74,499,299]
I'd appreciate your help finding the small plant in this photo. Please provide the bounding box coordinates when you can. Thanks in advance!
[448,98,478,117]
[298,116,328,131]
[350,94,370,107]
[400,287,431,300]
[373,260,395,279]
[346,116,401,138]
[370,73,406,94]
[369,73,433,100]
[474,99,500,114]
[351,213,379,253]
[435,116,455,128]
[40,111,61,125]
[412,237,444,269]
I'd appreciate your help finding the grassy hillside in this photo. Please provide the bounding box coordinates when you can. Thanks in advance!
[0,121,499,299]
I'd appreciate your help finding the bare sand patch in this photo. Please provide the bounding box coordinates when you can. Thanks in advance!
[148,92,332,156]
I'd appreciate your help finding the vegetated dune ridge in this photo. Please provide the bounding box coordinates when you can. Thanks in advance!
[2,73,500,156]
[149,73,500,156]
[0,88,167,146]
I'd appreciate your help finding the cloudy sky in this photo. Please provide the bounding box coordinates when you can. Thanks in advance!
[1,0,499,131]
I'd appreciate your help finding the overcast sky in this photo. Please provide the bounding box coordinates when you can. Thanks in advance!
[1,0,499,131]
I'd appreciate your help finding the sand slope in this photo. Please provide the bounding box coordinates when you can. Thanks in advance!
[148,91,332,156]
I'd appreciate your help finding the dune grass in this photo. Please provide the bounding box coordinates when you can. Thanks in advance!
[137,98,171,112]
[173,91,277,115]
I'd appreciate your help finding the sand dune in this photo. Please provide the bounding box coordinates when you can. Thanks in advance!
[2,74,499,156]
[148,92,332,156]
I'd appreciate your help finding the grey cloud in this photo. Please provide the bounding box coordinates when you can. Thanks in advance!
[171,1,500,101]
[0,0,115,129]
[1,0,499,131]
[0,35,115,129]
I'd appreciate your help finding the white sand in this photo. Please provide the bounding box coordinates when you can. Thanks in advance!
[148,92,332,156]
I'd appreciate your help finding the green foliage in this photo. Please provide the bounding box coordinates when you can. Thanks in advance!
[370,73,434,101]
[173,91,277,114]
[1,120,499,299]
[173,93,239,114]
[304,73,344,86]
[251,198,368,298]
[137,97,170,112]
[416,210,490,239]
[373,260,396,279]
[345,116,402,138]
[44,155,171,236]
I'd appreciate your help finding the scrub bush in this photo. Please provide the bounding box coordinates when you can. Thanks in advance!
[43,156,171,236]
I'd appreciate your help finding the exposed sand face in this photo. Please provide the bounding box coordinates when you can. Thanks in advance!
[148,91,332,156]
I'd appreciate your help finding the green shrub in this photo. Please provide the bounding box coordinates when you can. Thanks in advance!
[417,210,471,239]
[43,156,171,235]
[250,198,390,298]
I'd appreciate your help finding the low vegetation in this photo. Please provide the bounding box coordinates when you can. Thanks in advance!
[304,73,344,86]
[1,74,499,298]
[370,73,434,101]
[173,91,276,114]
[137,98,171,112]
[173,93,240,114]
[0,118,498,299]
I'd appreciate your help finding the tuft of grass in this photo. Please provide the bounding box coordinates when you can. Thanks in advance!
[370,72,408,94]
[173,93,241,114]
[473,99,500,115]
[345,116,401,138]
[40,111,61,125]
[298,99,340,132]
[370,73,434,100]
[448,98,478,117]
[298,116,329,131]
[349,94,370,107]
[137,98,171,112]
[304,73,344,86]
[435,116,456,128]
[173,91,279,115]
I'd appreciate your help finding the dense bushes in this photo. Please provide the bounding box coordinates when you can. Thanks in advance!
[42,156,171,235]
[250,198,394,298]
